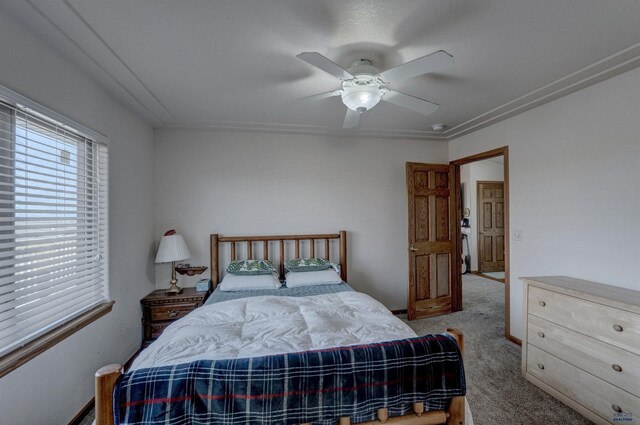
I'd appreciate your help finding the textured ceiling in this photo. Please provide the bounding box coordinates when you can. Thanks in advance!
[3,0,640,140]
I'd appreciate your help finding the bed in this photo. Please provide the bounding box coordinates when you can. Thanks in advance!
[94,231,466,425]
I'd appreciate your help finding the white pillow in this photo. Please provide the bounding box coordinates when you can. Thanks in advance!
[285,269,343,288]
[218,272,282,291]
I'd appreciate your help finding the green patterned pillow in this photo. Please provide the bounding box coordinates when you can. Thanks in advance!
[226,259,276,275]
[285,257,331,272]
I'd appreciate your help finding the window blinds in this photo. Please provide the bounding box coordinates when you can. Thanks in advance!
[0,99,109,358]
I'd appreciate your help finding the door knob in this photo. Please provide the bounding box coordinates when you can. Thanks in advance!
[409,247,418,252]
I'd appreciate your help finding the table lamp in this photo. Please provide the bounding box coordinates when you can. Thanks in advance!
[155,229,192,295]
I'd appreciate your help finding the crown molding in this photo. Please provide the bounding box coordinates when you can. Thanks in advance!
[159,121,449,141]
[444,41,640,140]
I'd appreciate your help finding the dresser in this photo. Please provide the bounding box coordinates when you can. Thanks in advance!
[140,287,210,346]
[522,276,640,424]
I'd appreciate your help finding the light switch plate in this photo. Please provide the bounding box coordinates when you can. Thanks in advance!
[513,229,523,241]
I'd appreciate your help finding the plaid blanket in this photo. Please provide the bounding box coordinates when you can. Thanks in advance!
[115,334,465,425]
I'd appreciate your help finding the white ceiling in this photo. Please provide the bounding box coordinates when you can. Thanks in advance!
[3,0,640,140]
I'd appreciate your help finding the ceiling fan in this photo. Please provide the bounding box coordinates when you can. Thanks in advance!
[296,50,454,128]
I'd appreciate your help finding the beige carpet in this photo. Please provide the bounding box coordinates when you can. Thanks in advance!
[399,274,593,425]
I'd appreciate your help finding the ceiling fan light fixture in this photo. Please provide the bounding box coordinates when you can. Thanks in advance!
[341,85,382,112]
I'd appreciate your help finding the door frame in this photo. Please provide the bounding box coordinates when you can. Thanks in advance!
[451,146,519,344]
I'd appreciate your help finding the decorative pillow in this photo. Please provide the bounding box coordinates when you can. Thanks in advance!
[285,269,343,288]
[218,273,282,291]
[226,259,276,275]
[284,257,331,272]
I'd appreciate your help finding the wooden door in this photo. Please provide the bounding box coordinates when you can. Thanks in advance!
[406,162,458,320]
[477,181,505,273]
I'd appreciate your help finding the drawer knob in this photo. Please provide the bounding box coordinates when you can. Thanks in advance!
[538,301,546,307]
[612,364,623,373]
[612,404,622,413]
[613,324,623,332]
[537,331,545,338]
[537,363,544,370]
[168,310,178,317]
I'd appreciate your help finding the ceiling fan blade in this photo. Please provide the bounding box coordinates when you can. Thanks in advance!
[383,90,439,116]
[377,50,453,83]
[299,90,341,102]
[343,108,361,128]
[297,52,353,80]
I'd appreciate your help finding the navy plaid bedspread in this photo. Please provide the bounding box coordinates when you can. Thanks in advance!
[114,334,465,425]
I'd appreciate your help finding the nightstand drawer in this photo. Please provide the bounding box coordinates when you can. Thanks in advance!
[150,303,198,321]
[141,287,211,345]
[150,321,172,339]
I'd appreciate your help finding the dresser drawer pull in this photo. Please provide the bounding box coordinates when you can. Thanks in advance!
[612,364,623,372]
[612,404,623,413]
[538,301,546,307]
[613,324,623,332]
[537,331,545,338]
[537,363,544,370]
[168,310,179,318]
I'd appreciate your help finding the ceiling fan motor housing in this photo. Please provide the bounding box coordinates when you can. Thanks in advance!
[341,59,383,112]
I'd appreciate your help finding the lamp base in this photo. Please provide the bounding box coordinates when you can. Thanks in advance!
[165,262,183,295]
[165,283,183,295]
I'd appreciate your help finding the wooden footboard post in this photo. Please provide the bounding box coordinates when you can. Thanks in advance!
[95,364,122,425]
[445,328,464,355]
[445,328,465,425]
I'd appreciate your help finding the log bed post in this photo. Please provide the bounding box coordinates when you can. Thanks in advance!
[210,234,219,287]
[95,364,122,425]
[445,328,465,425]
[339,230,347,281]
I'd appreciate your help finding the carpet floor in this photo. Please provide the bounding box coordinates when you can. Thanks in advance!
[79,275,593,425]
[477,271,505,281]
[398,274,592,425]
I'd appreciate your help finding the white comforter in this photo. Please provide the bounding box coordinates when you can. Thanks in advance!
[131,291,417,370]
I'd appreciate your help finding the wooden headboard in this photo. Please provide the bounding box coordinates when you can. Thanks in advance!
[210,231,347,286]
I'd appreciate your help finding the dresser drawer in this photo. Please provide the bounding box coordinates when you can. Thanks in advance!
[528,314,640,396]
[527,345,640,424]
[150,303,198,321]
[528,285,640,355]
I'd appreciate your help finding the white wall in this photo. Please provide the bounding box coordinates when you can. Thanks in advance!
[450,66,640,340]
[154,129,449,309]
[460,159,504,271]
[0,12,155,425]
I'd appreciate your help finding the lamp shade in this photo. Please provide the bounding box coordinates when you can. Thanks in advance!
[155,232,191,263]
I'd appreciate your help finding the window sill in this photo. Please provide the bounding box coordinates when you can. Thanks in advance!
[0,301,115,379]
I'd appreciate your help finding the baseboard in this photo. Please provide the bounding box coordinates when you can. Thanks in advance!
[68,397,95,425]
[391,308,408,315]
[68,347,143,425]
[508,335,522,346]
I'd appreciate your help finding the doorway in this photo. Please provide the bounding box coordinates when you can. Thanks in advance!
[452,147,516,343]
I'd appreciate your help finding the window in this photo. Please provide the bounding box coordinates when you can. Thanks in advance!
[0,88,109,361]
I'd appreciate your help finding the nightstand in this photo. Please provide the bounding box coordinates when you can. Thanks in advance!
[140,287,211,346]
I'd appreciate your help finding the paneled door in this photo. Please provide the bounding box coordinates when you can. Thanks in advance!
[477,181,505,273]
[406,162,459,320]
